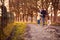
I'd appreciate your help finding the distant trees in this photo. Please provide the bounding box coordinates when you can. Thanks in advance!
[9,0,39,22]
[9,0,59,23]
[52,0,59,23]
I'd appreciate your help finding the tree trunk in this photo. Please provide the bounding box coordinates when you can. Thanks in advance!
[54,9,57,23]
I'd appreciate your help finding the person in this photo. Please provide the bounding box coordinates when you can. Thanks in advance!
[37,12,41,24]
[41,9,47,25]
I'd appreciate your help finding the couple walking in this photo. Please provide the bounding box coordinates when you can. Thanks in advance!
[37,9,48,25]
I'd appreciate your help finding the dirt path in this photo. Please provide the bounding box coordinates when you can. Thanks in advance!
[25,24,60,40]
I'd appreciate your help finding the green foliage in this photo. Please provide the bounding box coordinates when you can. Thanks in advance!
[1,23,14,40]
[11,22,26,40]
[1,22,26,40]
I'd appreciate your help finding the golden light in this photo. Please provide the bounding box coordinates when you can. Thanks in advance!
[52,14,54,16]
[0,9,1,12]
[20,12,23,15]
[49,13,54,16]
[49,13,51,16]
[0,1,2,6]
[37,1,40,6]
[52,8,54,10]
[0,9,1,16]
[57,14,60,16]
[50,2,52,5]
[13,12,16,16]
[0,14,1,16]
[4,0,9,12]
[57,10,60,16]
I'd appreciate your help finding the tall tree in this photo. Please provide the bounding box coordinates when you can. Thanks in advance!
[0,3,8,40]
[52,0,59,23]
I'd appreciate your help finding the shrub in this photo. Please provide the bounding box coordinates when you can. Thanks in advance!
[11,22,26,40]
[2,22,26,40]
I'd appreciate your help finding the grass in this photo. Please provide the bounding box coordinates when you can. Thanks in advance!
[2,22,27,40]
[1,23,14,40]
[11,22,26,40]
[3,23,14,36]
